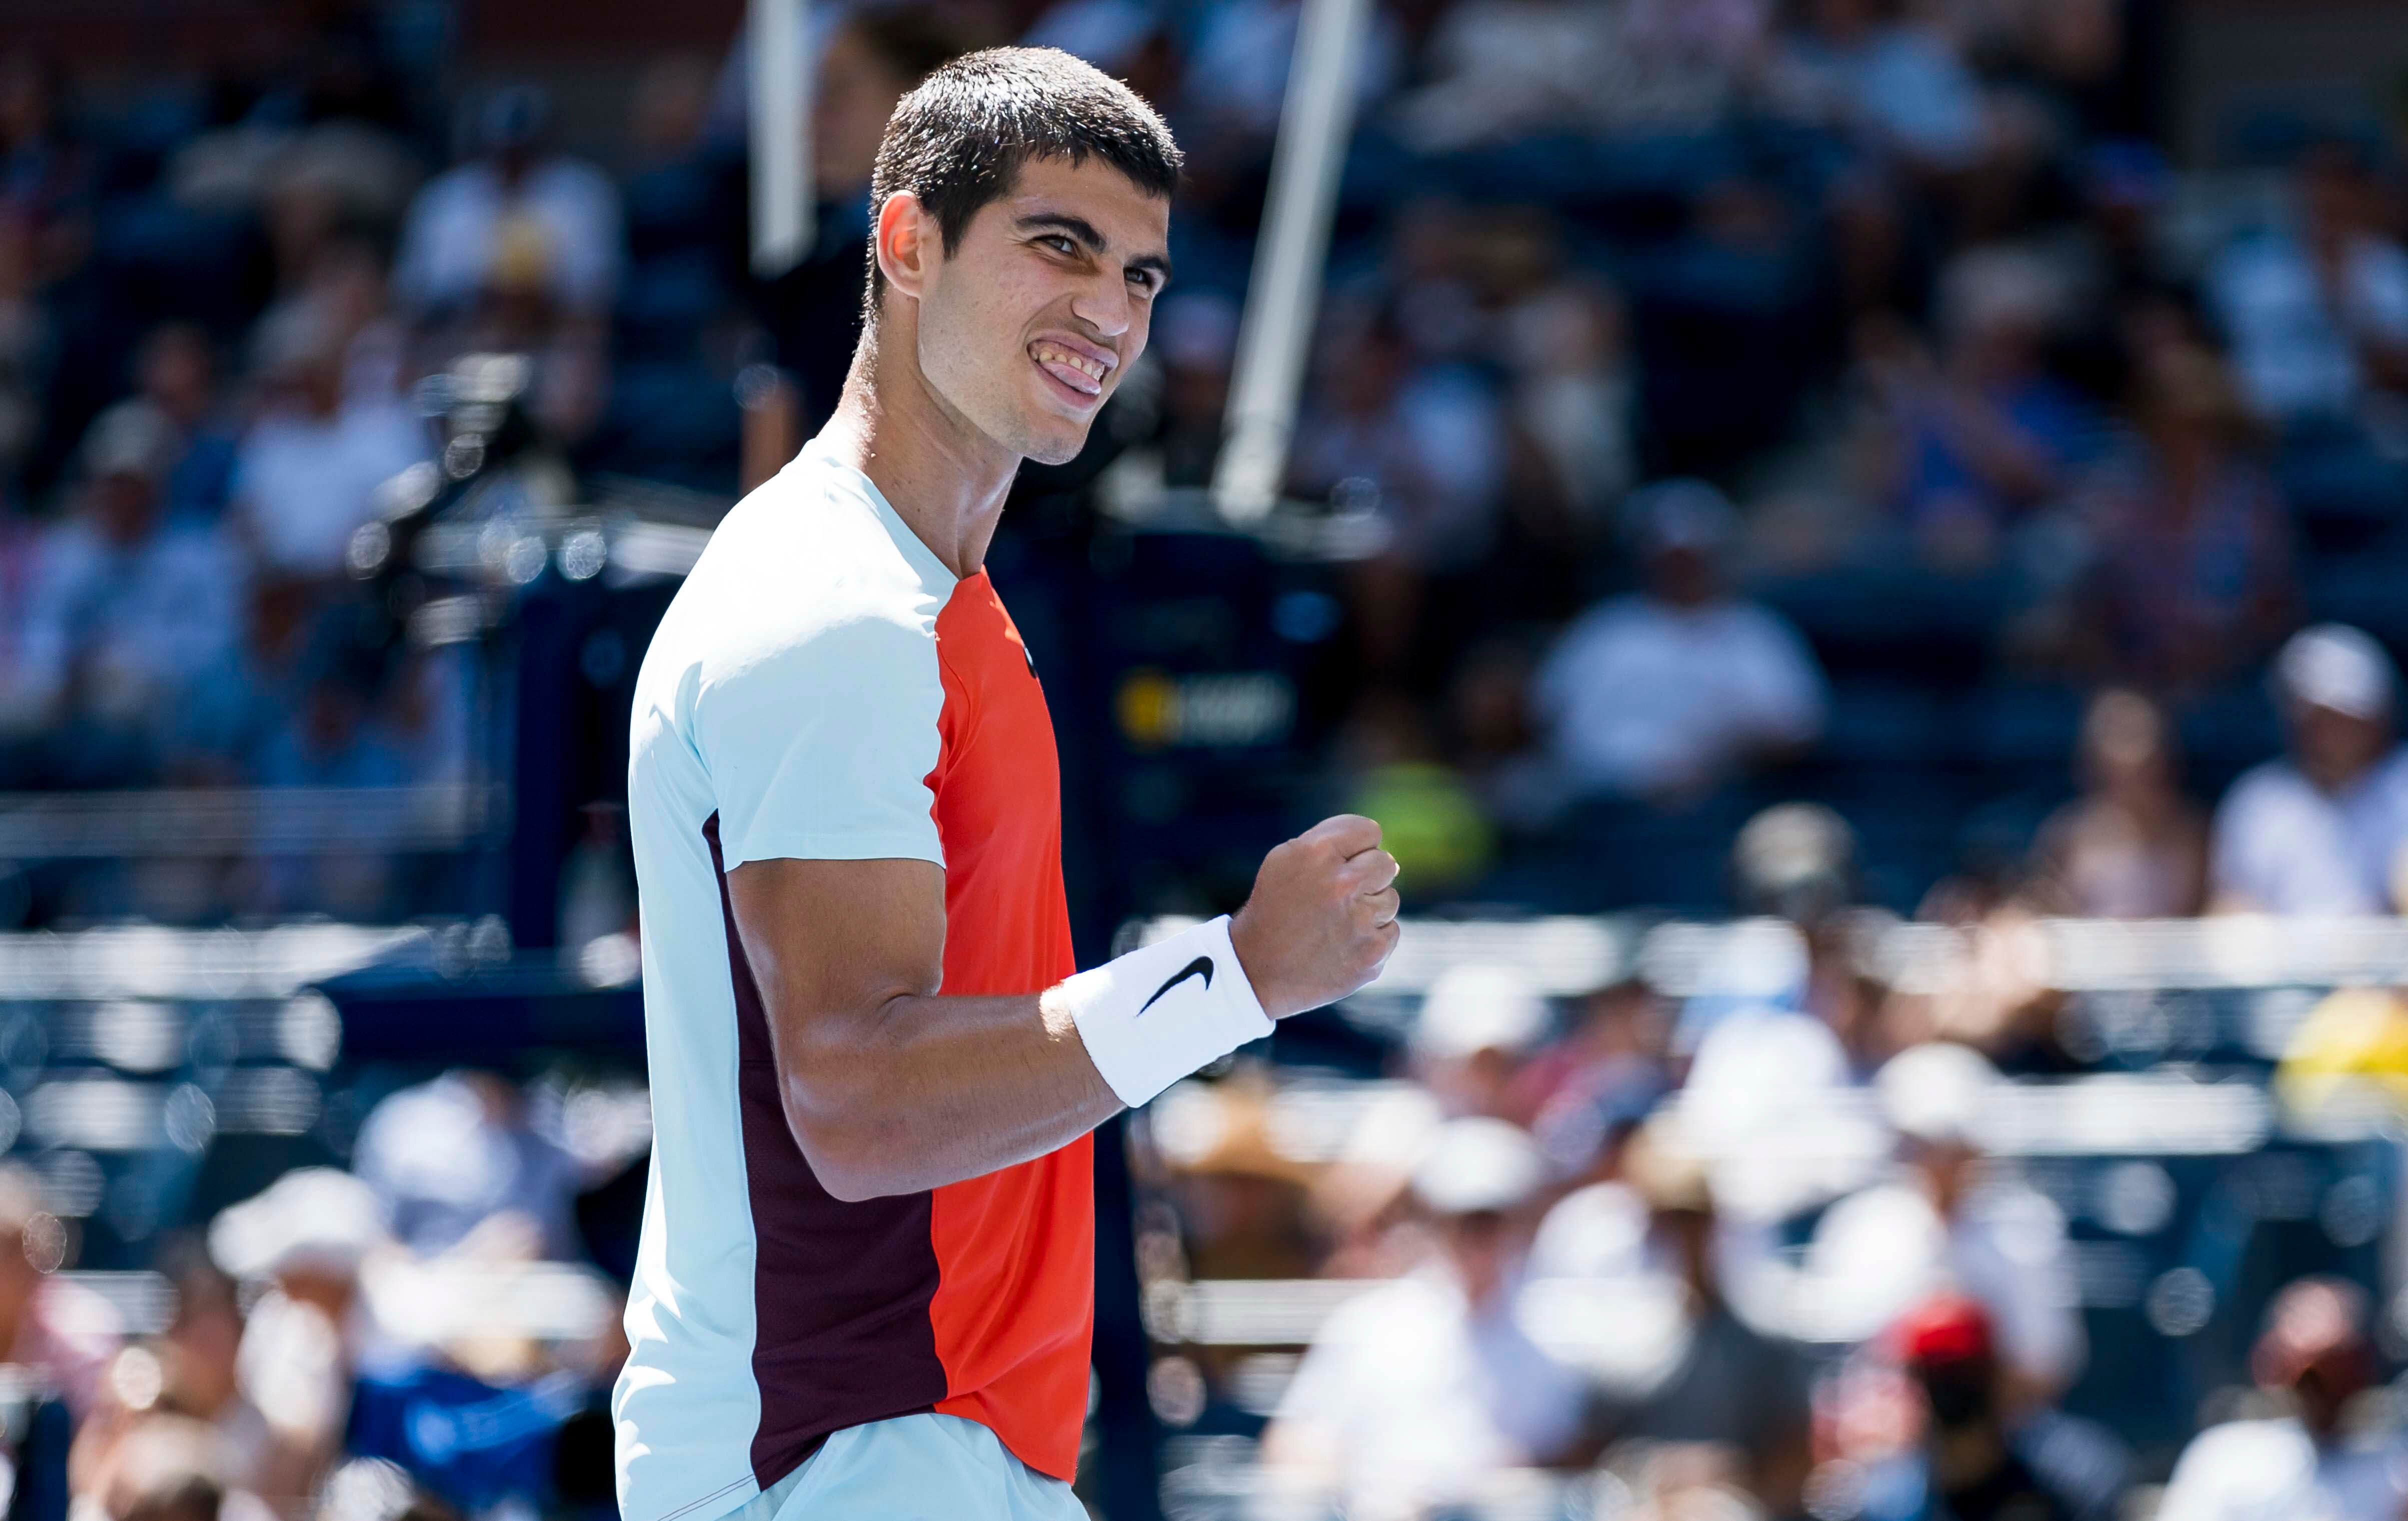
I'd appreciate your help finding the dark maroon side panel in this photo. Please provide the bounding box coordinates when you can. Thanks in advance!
[703,813,946,1486]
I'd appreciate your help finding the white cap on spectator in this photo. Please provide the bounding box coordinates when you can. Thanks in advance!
[1412,962,1549,1060]
[209,1166,390,1280]
[1410,1116,1545,1216]
[81,400,178,484]
[2275,624,2396,722]
[1876,1042,2000,1150]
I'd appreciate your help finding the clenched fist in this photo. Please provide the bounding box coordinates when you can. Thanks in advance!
[1228,814,1402,1020]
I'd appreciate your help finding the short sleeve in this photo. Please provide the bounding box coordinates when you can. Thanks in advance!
[694,611,946,870]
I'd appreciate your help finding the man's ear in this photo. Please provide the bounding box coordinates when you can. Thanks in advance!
[874,190,936,304]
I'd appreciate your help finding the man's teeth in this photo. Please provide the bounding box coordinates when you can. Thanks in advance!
[1033,342,1106,380]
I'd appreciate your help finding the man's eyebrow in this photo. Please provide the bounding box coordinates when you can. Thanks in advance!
[1016,212,1106,251]
[1016,211,1173,283]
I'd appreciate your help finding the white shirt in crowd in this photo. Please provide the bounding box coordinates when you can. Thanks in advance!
[1269,1264,1588,1521]
[395,157,624,316]
[2211,230,2408,422]
[1804,1177,2086,1393]
[2156,1417,2408,1521]
[232,402,430,578]
[1534,594,1827,798]
[11,516,247,722]
[2211,748,2408,915]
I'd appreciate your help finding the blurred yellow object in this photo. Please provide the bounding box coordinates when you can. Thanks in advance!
[2275,986,2408,1114]
[1116,668,1178,750]
[1350,761,1493,898]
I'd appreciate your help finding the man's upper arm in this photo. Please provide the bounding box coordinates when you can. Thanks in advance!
[726,856,947,1045]
[691,600,952,1073]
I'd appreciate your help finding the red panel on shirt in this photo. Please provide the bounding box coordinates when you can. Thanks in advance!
[921,572,1092,1482]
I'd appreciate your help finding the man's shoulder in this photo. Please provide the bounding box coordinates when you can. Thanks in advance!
[634,472,939,738]
[2216,758,2313,824]
[676,459,942,638]
[2169,1418,2311,1486]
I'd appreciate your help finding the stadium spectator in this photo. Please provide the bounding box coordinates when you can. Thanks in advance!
[93,1415,230,1521]
[2154,1278,2406,1521]
[1806,1043,2085,1408]
[1261,1116,1589,1519]
[1292,302,1509,692]
[411,217,608,454]
[228,303,428,584]
[1388,0,1620,152]
[1675,809,1900,1220]
[1681,804,1882,1062]
[1502,274,1637,533]
[206,1169,391,1504]
[131,326,242,524]
[140,1240,288,1505]
[1408,960,1552,1122]
[1835,1293,2126,1521]
[1866,249,2100,570]
[1762,0,1985,172]
[2029,688,2208,918]
[351,1070,586,1261]
[311,1460,460,1521]
[2209,137,2408,428]
[0,51,91,266]
[1519,973,1671,1179]
[1181,0,1403,144]
[2211,623,2408,915]
[1531,480,1827,806]
[1594,1115,1815,1517]
[1310,1090,1446,1284]
[392,84,621,322]
[2066,340,2294,692]
[1150,1075,1319,1283]
[6,402,251,784]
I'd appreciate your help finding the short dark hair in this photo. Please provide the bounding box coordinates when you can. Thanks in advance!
[864,46,1181,315]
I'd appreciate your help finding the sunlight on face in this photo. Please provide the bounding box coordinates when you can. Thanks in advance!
[914,155,1172,466]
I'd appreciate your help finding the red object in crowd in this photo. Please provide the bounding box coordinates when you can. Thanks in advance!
[1889,1292,1996,1370]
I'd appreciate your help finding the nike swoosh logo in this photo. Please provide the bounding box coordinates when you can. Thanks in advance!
[1138,956,1214,1014]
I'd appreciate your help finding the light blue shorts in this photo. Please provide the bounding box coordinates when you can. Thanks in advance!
[730,1414,1085,1521]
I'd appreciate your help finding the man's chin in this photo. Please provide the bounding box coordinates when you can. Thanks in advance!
[1019,424,1091,468]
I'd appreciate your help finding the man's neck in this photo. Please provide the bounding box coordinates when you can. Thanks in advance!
[817,320,1020,580]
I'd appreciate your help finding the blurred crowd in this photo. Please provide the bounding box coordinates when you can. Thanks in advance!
[1142,898,2408,1520]
[0,1066,636,1521]
[5,1,2408,1517]
[0,0,2405,928]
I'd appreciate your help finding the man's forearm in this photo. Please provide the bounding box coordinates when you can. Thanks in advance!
[776,988,1122,1200]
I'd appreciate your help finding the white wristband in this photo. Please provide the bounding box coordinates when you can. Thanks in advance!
[1059,916,1273,1108]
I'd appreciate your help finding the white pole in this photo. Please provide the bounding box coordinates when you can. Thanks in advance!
[1210,0,1370,525]
[750,0,815,280]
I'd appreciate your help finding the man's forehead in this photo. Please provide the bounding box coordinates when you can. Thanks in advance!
[998,156,1170,238]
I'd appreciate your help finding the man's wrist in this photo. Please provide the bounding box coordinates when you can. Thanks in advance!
[1057,915,1273,1108]
[1225,907,1287,1020]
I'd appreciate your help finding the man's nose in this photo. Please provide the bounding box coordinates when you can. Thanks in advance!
[1070,270,1133,339]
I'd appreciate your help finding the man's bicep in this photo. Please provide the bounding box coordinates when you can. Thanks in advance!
[725,856,948,1032]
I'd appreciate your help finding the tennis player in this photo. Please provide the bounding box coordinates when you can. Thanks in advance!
[614,46,1400,1521]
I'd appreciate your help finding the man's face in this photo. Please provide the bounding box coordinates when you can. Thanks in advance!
[2292,701,2392,790]
[909,155,1170,466]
